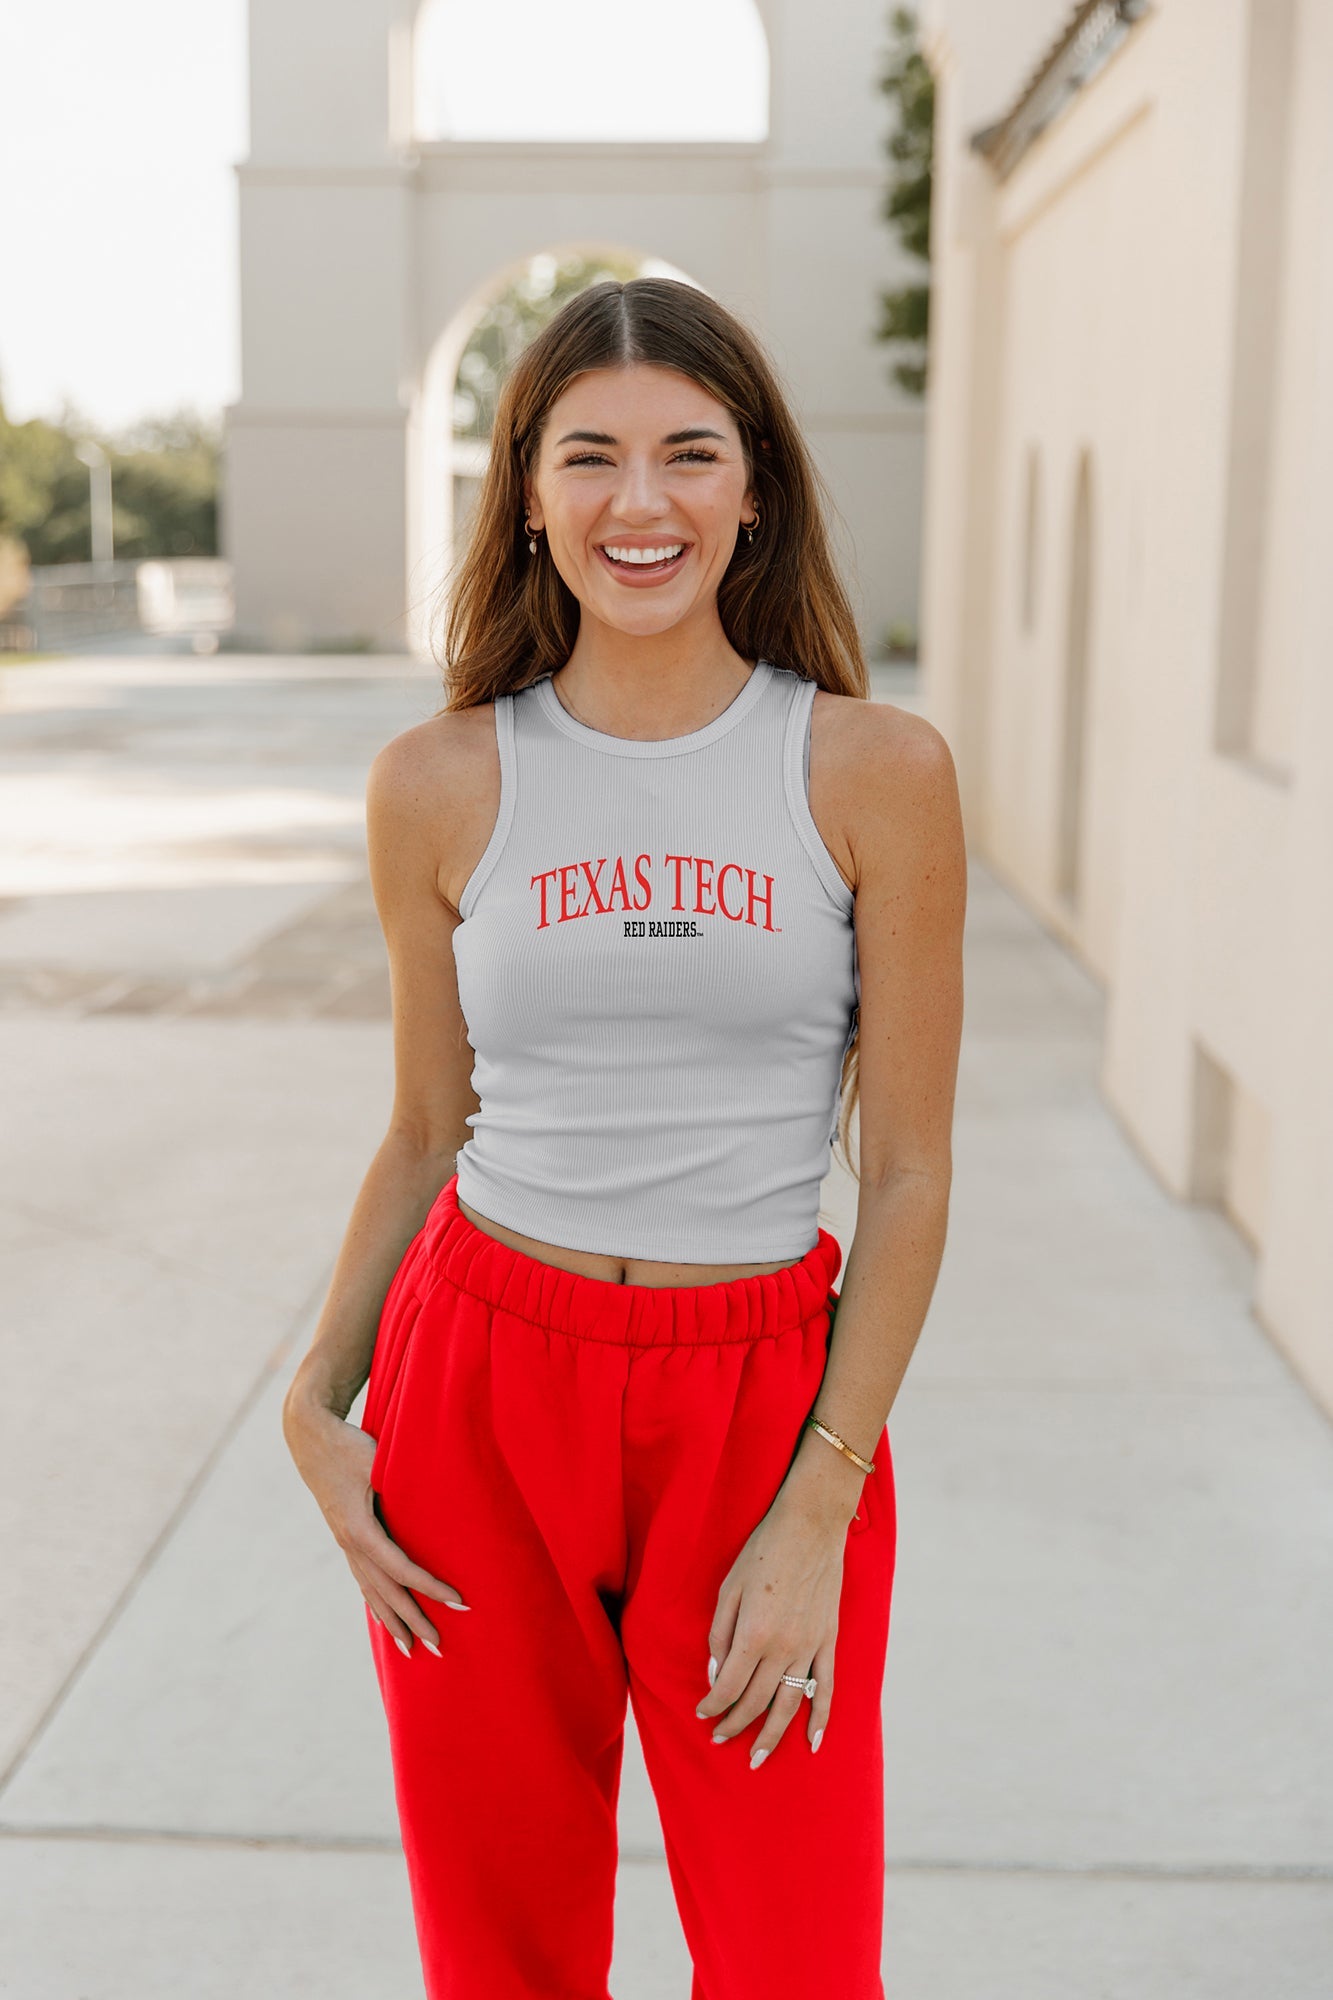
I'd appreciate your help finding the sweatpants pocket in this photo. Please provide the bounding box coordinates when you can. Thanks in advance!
[362,1231,431,1448]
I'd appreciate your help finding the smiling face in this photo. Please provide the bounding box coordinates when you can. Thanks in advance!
[523,363,757,641]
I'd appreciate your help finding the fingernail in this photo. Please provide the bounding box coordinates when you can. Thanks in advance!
[707,1655,718,1686]
[711,1731,727,1745]
[423,1639,442,1658]
[750,1747,769,1770]
[812,1727,824,1753]
[395,1636,411,1657]
[696,1704,709,1719]
[444,1599,471,1611]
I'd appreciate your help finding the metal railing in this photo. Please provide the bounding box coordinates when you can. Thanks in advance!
[1,558,234,652]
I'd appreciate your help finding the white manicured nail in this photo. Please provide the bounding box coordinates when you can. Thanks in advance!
[395,1636,411,1657]
[750,1747,769,1770]
[811,1728,824,1753]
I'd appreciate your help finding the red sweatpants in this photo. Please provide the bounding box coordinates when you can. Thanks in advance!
[361,1174,896,2000]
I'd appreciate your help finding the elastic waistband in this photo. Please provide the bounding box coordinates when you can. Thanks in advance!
[415,1174,843,1347]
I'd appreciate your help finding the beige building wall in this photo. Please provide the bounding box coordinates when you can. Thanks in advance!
[919,0,1333,1415]
[223,0,925,662]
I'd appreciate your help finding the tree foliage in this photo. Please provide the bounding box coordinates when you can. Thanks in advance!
[0,379,220,567]
[452,248,644,441]
[874,6,934,398]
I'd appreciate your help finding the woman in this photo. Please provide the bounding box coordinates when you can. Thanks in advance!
[283,276,966,2000]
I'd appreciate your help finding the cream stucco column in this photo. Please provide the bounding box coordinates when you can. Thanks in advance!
[224,0,418,651]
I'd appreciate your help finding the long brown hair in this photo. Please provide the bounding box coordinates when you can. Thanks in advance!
[433,276,867,1180]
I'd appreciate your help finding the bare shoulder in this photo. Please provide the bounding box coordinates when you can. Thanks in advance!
[810,688,962,893]
[368,699,496,800]
[810,686,955,794]
[366,700,501,913]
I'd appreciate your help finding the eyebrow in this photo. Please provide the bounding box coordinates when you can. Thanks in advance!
[554,427,729,448]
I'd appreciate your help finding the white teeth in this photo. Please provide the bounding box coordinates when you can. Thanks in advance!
[602,544,684,566]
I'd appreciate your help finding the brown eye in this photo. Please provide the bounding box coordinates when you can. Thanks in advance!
[560,449,720,468]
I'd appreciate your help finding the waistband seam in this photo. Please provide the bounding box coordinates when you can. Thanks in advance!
[419,1175,843,1346]
[432,1266,836,1346]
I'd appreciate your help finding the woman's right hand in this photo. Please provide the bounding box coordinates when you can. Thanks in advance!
[282,1394,470,1655]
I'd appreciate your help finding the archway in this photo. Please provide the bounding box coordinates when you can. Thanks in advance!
[407,246,708,662]
[1055,447,1094,907]
[225,0,919,666]
[1020,443,1041,635]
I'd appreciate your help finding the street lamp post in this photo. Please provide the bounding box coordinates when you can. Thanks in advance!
[74,439,114,570]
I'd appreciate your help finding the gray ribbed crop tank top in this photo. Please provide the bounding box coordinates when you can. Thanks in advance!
[451,658,860,1263]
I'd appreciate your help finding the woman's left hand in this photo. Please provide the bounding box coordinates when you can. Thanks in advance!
[695,1490,854,1766]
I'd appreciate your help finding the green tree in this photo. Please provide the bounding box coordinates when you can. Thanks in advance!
[874,6,934,398]
[104,406,221,559]
[0,379,220,566]
[452,248,644,442]
[0,392,87,566]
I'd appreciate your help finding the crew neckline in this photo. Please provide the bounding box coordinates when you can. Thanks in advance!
[532,658,775,758]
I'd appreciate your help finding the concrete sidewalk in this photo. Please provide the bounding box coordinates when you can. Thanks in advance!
[1,654,1329,1998]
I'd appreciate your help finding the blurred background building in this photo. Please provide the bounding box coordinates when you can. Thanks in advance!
[220,0,925,662]
[5,13,1333,1986]
[919,0,1333,1414]
[5,0,1327,1417]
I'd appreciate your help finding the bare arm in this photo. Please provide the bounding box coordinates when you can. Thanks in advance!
[281,711,492,1648]
[775,703,967,1530]
[283,722,481,1422]
[694,700,967,1763]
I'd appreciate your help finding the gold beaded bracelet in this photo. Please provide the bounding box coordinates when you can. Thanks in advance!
[806,1415,876,1476]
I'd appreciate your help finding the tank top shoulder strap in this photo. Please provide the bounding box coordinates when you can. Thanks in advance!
[458,689,518,921]
[776,669,853,913]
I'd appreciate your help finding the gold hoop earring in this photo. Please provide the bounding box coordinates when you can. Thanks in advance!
[524,516,541,555]
[743,507,761,547]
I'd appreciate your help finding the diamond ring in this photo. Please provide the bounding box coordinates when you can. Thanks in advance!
[779,1673,817,1698]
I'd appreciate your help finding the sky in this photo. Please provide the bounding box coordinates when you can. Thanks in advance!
[0,1,768,438]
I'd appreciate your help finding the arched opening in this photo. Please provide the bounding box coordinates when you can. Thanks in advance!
[1020,443,1042,634]
[406,247,709,662]
[1213,0,1298,772]
[412,0,768,143]
[1055,447,1094,908]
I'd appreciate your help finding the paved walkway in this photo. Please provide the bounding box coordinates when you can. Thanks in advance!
[0,654,1329,1998]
